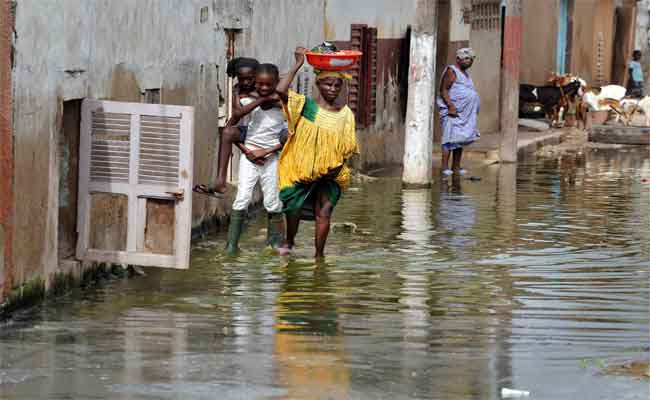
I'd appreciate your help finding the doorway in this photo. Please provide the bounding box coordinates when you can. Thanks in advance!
[58,99,82,260]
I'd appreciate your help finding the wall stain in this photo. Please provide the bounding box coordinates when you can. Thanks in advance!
[110,64,141,102]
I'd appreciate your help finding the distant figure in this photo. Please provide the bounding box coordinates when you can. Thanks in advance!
[628,50,645,98]
[437,48,480,177]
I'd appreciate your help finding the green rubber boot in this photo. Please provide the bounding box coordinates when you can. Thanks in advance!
[266,212,285,250]
[225,210,246,254]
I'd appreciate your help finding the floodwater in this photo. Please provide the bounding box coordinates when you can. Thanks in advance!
[1,148,649,400]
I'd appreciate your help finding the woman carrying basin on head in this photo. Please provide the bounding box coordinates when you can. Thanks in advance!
[275,45,359,259]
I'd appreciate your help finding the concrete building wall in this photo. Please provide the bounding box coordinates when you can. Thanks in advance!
[467,0,503,136]
[323,0,415,169]
[571,0,616,86]
[9,0,323,297]
[0,0,14,302]
[612,0,638,86]
[324,0,417,40]
[520,0,559,85]
[449,0,471,42]
[470,28,501,134]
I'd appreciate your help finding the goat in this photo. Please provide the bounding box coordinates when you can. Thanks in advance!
[623,96,650,127]
[520,80,582,126]
[639,96,650,126]
[580,85,629,127]
[610,98,641,126]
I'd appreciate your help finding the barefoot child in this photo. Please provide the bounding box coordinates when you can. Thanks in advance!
[194,57,261,197]
[275,47,359,259]
[224,63,287,253]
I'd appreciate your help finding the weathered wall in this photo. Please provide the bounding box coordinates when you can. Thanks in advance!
[358,38,408,169]
[636,0,650,54]
[12,0,224,289]
[520,0,559,85]
[470,30,501,135]
[571,0,616,86]
[244,0,324,67]
[10,0,323,295]
[0,0,14,301]
[612,1,637,86]
[324,0,414,169]
[324,0,417,40]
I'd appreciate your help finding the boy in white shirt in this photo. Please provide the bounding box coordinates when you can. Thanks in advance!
[225,63,286,253]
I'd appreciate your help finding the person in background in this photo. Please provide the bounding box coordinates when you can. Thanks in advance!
[628,50,645,98]
[437,47,480,177]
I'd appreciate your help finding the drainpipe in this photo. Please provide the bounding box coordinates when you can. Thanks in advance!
[224,29,236,182]
[225,29,236,120]
[0,0,15,300]
[498,0,523,163]
[402,0,438,186]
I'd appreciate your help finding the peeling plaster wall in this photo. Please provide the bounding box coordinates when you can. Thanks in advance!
[324,0,415,169]
[11,0,323,292]
[244,0,325,70]
[324,0,417,40]
[520,0,559,85]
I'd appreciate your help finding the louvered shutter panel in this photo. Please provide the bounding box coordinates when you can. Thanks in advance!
[348,24,366,118]
[77,100,194,269]
[363,27,378,127]
[348,24,377,127]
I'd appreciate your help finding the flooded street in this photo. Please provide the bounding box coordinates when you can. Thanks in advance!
[1,148,649,400]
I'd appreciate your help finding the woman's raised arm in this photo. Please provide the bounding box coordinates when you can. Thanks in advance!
[276,46,306,103]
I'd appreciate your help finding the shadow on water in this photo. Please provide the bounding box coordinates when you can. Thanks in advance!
[1,147,649,399]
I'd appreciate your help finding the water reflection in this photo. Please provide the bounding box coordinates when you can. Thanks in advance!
[274,262,349,399]
[436,175,478,257]
[0,149,648,400]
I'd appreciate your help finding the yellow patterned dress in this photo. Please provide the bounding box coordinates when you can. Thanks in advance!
[279,90,358,218]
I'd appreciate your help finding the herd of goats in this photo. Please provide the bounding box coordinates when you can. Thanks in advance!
[519,74,650,128]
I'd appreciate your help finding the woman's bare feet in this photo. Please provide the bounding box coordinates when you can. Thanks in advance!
[276,245,293,256]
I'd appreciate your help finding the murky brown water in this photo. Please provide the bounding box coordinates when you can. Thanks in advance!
[1,148,649,400]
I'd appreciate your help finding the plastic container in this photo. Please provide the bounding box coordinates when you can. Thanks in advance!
[305,50,362,71]
[501,388,530,398]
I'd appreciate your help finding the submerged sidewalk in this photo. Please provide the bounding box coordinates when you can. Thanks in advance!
[433,128,574,163]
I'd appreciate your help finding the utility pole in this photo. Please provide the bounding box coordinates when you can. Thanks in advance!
[402,0,437,186]
[498,0,522,163]
[0,0,14,300]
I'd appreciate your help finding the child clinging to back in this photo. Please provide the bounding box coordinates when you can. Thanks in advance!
[223,63,287,253]
[194,57,264,197]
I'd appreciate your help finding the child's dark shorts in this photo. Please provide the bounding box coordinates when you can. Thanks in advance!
[237,126,248,142]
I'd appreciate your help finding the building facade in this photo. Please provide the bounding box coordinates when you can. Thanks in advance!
[1,0,325,306]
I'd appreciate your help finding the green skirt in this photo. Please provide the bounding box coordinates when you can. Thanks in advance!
[280,180,341,220]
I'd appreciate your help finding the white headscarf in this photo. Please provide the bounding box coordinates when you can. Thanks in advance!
[456,48,476,60]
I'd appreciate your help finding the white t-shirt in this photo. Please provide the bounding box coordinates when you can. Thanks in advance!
[245,105,285,150]
[238,97,255,127]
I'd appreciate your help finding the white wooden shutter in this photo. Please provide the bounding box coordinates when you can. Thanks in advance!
[77,100,194,269]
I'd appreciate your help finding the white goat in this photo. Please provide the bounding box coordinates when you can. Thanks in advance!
[611,96,650,126]
[583,85,627,111]
[638,96,650,126]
